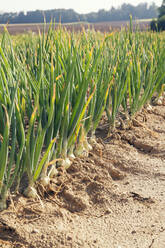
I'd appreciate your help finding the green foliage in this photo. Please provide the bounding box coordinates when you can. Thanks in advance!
[151,15,165,31]
[151,1,165,31]
[150,19,157,31]
[158,15,165,30]
[158,1,165,18]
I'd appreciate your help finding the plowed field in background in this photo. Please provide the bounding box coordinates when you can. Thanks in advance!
[0,20,150,35]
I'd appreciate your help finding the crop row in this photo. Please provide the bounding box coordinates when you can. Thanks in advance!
[0,23,165,210]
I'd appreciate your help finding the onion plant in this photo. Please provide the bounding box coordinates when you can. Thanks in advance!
[0,41,23,210]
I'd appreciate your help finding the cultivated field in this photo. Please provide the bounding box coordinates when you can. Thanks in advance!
[0,24,165,247]
[0,19,151,35]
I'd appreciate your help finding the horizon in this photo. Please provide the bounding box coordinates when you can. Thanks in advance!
[0,0,162,15]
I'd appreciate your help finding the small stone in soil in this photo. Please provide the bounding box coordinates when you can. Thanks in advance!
[32,228,40,233]
[67,236,72,241]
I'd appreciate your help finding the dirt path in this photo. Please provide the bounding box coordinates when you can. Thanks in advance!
[0,104,165,248]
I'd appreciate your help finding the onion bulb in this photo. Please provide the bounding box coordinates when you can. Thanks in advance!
[83,138,92,151]
[68,145,76,160]
[89,137,102,149]
[146,104,152,111]
[24,186,37,198]
[58,158,72,169]
[40,176,50,187]
[68,153,76,159]
[0,200,7,211]
[49,166,59,178]
[74,144,89,157]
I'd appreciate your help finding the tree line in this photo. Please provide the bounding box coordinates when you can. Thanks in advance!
[0,3,158,24]
[151,0,165,30]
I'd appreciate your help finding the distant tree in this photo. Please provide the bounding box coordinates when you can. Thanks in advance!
[158,0,165,17]
[151,0,165,31]
[0,2,159,25]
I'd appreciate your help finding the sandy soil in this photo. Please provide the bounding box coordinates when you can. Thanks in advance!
[0,102,165,248]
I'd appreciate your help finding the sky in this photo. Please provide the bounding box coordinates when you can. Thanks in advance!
[0,0,163,14]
